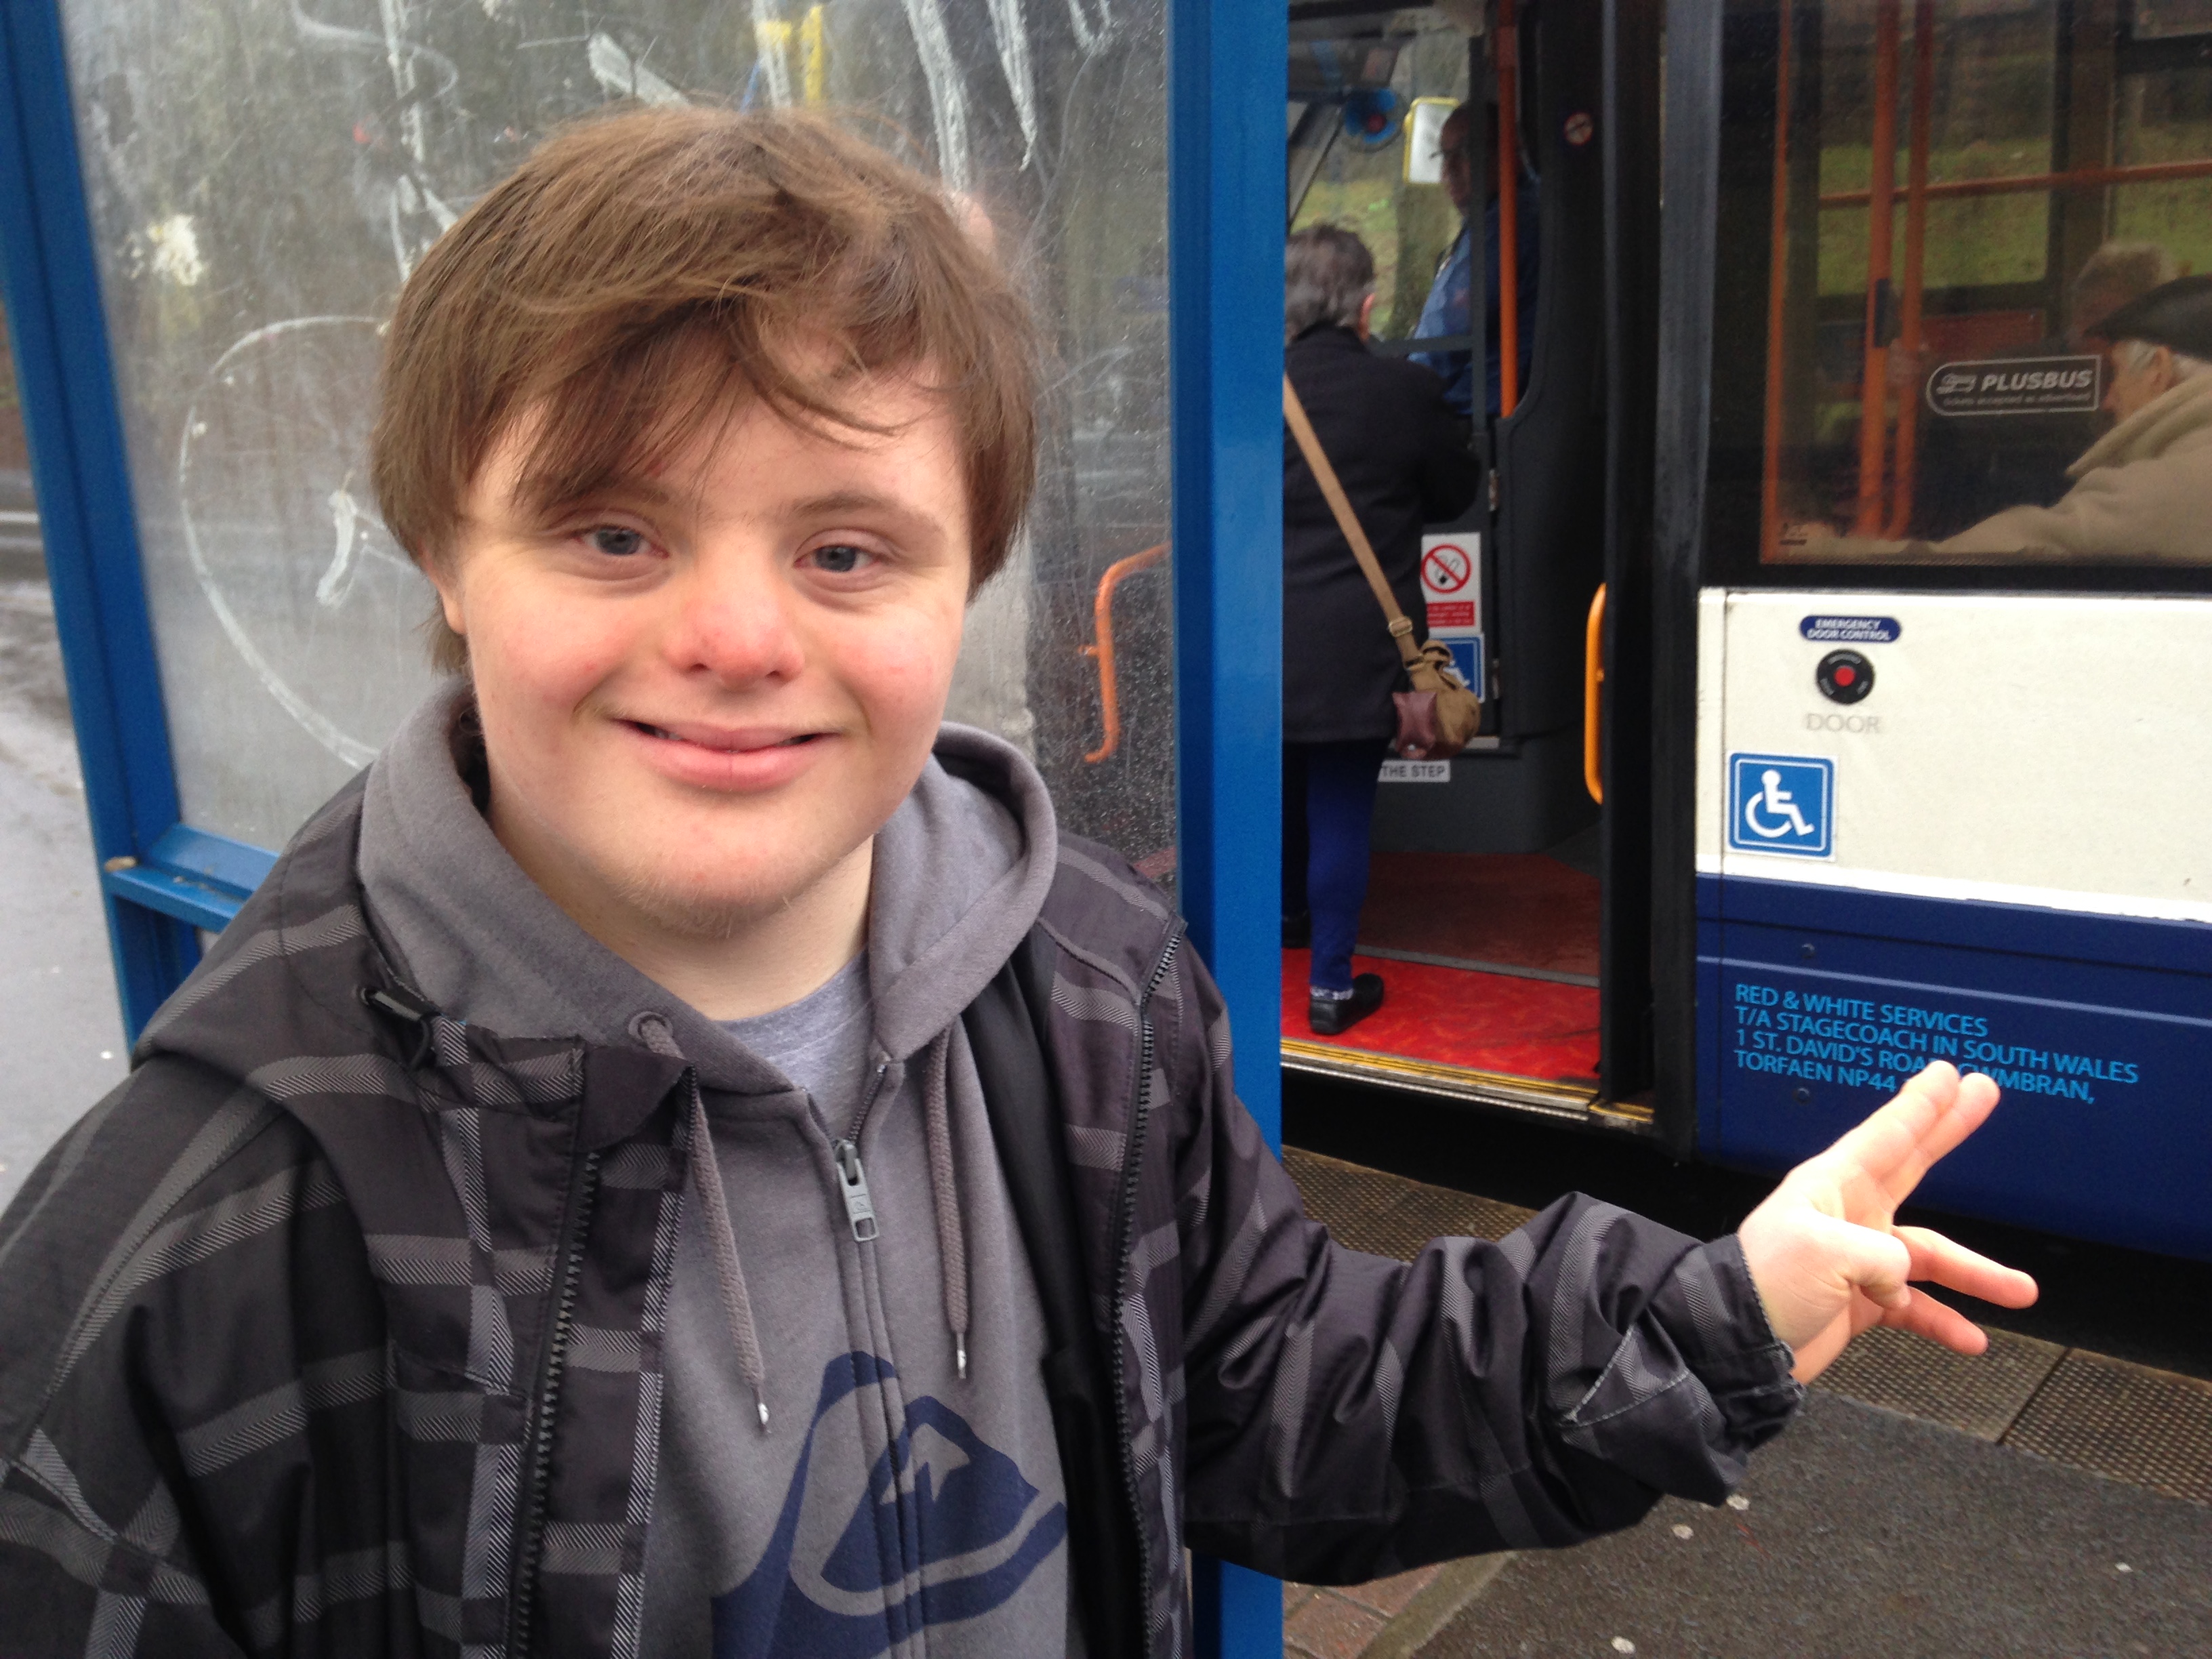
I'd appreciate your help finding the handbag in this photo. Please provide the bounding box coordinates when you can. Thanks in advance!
[1282,374,1483,760]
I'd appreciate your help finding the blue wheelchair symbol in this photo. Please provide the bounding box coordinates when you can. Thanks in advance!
[1441,636,1483,693]
[1727,754,1833,858]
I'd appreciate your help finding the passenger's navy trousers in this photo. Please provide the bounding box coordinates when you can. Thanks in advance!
[1283,740,1385,995]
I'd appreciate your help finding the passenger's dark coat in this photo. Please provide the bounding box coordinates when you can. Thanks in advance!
[1284,325,1482,744]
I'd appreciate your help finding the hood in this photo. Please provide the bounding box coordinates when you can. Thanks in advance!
[2069,369,2212,477]
[352,683,1059,1084]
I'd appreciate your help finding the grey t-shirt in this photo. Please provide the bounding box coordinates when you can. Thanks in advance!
[720,952,875,1130]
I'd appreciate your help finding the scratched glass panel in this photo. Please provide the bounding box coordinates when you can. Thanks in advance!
[56,0,1175,869]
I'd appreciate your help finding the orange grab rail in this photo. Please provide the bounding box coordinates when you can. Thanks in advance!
[1851,0,1902,536]
[1496,0,1521,417]
[1820,155,2212,208]
[1886,0,1936,538]
[1080,542,1169,764]
[1757,0,1795,561]
[1583,583,1606,806]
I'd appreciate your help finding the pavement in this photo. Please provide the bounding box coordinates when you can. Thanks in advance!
[1280,1148,2212,1658]
[0,543,128,1211]
[1419,1389,2212,1658]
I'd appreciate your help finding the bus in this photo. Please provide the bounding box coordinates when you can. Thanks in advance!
[1271,0,2212,1267]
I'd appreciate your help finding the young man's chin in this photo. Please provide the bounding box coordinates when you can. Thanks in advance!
[604,857,853,943]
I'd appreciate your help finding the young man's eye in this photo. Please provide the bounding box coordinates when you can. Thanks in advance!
[584,526,649,558]
[807,543,876,575]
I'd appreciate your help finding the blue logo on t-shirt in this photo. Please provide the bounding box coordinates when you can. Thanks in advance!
[712,1353,1067,1658]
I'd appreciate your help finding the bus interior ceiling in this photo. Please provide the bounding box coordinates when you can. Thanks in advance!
[1279,0,1625,1113]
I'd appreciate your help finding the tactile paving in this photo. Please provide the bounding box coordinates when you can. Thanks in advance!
[1284,1147,1536,1262]
[2003,1349,2212,1505]
[1811,1322,2065,1441]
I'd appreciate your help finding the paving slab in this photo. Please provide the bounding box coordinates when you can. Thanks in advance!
[1415,1389,2212,1658]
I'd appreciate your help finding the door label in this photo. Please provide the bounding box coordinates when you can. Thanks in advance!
[1380,758,1450,783]
[1728,754,1834,858]
[1799,614,1900,644]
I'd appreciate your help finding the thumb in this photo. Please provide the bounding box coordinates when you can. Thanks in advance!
[1805,1210,1914,1308]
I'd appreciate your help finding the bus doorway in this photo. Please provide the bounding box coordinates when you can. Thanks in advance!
[1271,0,1664,1127]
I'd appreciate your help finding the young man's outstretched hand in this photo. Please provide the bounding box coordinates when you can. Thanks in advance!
[1736,1062,2040,1382]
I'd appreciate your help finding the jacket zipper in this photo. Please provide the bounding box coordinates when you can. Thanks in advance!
[506,1137,604,1654]
[1109,930,1179,1659]
[829,1060,891,1242]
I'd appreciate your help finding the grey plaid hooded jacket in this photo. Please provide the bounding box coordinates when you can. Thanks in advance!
[0,773,1801,1659]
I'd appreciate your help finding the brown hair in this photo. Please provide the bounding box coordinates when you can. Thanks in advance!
[371,106,1039,670]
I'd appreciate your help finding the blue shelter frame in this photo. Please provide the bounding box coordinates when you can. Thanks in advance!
[0,0,1287,1648]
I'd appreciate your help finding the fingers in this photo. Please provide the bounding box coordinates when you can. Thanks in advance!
[1897,1225,2039,1309]
[1878,1285,1992,1356]
[1814,1063,2002,1206]
[1803,1210,1914,1310]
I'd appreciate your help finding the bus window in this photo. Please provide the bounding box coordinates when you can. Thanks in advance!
[1711,0,2212,571]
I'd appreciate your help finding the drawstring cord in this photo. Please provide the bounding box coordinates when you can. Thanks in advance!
[920,1029,972,1380]
[632,1013,771,1432]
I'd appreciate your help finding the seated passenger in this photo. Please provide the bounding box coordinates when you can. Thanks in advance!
[1284,224,1479,1036]
[1908,240,2179,538]
[1807,275,2212,564]
[0,108,2033,1658]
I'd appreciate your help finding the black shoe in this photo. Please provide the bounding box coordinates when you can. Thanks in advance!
[1308,972,1384,1037]
[1282,911,1311,949]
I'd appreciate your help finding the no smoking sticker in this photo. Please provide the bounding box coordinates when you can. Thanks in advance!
[1422,542,1473,594]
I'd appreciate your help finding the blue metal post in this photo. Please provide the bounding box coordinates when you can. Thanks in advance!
[1168,0,1286,1650]
[0,0,201,1033]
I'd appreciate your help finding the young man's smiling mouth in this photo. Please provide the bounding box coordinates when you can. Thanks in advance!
[623,719,825,751]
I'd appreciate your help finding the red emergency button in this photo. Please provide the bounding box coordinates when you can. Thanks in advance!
[1816,649,1875,705]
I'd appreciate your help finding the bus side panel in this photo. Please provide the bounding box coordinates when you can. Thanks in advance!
[1695,915,1726,1153]
[1700,874,2212,1261]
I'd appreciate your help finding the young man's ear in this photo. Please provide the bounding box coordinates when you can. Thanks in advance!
[422,554,467,641]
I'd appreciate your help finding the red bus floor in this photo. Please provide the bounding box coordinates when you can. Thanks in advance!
[1279,845,1602,1086]
[1279,947,1600,1086]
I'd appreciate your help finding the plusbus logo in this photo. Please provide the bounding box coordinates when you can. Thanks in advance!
[1925,354,2102,418]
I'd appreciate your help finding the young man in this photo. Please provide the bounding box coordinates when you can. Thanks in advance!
[0,108,2033,1658]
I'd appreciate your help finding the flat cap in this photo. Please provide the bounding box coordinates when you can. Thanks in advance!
[2094,273,2212,359]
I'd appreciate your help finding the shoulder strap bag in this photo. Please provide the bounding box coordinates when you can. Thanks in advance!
[1282,374,1483,760]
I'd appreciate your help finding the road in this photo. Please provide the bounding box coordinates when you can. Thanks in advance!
[0,533,127,1210]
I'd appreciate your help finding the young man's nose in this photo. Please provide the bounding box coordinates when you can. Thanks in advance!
[660,550,809,685]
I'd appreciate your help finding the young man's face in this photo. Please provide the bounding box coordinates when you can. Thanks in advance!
[431,372,972,942]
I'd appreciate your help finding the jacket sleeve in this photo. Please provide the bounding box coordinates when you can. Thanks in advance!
[0,1065,390,1657]
[0,1075,253,1656]
[1931,451,2212,562]
[1169,953,1803,1584]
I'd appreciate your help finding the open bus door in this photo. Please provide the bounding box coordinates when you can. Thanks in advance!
[1277,0,1666,1134]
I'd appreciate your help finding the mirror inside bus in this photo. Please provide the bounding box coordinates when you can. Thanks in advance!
[1279,0,1648,1122]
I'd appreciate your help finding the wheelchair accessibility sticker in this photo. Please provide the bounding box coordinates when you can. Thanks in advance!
[1728,754,1834,858]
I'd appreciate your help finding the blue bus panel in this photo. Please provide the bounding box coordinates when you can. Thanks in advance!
[1699,874,2212,1263]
